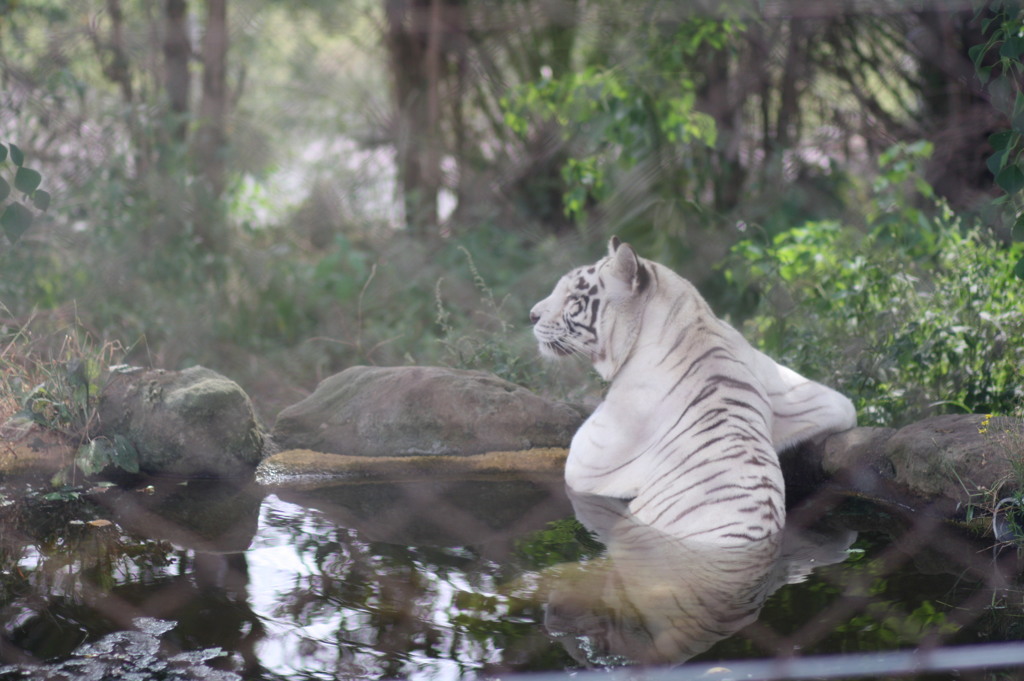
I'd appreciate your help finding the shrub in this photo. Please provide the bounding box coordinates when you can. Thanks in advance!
[726,146,1024,427]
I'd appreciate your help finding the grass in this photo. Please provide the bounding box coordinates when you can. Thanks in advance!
[0,309,140,483]
[434,246,537,388]
[946,413,1024,546]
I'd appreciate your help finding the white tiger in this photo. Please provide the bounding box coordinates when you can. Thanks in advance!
[529,237,856,544]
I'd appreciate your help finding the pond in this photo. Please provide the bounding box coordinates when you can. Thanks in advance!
[1,471,1023,680]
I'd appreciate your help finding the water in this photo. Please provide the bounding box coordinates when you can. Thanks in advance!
[1,473,1023,680]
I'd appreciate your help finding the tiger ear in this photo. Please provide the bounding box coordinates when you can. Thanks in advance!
[608,236,622,256]
[606,239,650,293]
[606,238,638,284]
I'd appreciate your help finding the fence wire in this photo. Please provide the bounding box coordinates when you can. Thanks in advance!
[1,458,1024,681]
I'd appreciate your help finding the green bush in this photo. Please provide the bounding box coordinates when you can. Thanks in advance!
[0,141,50,244]
[726,146,1024,427]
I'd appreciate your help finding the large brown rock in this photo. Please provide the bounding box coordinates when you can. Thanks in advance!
[887,414,1020,504]
[271,366,585,457]
[819,426,899,498]
[821,414,1023,509]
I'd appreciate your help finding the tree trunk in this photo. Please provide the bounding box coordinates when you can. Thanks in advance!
[777,18,807,151]
[163,0,191,144]
[384,0,442,234]
[700,46,747,213]
[914,8,1000,209]
[102,0,133,103]
[92,0,146,173]
[194,0,229,252]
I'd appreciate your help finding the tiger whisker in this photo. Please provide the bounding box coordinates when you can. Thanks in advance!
[545,335,590,359]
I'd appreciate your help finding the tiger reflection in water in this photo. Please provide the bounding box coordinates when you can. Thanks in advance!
[538,490,855,666]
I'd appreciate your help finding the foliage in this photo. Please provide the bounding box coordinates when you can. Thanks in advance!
[726,143,1024,426]
[430,232,604,402]
[1,322,140,481]
[0,0,1020,429]
[0,142,50,244]
[510,516,605,572]
[972,1,1024,277]
[434,247,536,387]
[500,17,736,224]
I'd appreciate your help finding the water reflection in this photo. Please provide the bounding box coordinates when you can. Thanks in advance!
[247,477,574,678]
[0,481,266,676]
[271,476,572,558]
[105,481,265,677]
[535,491,856,666]
[2,475,1018,679]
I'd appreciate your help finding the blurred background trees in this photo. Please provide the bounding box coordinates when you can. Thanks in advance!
[1,0,1021,423]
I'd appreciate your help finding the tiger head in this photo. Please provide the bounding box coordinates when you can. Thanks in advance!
[530,237,651,378]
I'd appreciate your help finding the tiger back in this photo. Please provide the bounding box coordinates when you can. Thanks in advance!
[530,238,856,545]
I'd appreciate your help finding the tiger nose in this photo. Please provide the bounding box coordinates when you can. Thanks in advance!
[529,303,542,325]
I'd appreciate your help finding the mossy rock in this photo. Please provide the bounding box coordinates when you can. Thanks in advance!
[98,366,266,479]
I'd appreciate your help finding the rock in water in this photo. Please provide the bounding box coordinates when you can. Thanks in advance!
[271,366,585,457]
[821,414,1024,511]
[98,366,266,478]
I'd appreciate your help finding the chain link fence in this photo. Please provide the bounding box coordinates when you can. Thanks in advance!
[2,457,1024,680]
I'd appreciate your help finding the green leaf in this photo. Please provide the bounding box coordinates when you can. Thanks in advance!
[990,130,1015,151]
[42,488,80,501]
[981,15,998,37]
[1,202,32,243]
[1015,254,1024,280]
[0,177,9,203]
[987,148,1009,176]
[112,435,140,474]
[14,167,41,195]
[76,439,114,476]
[32,189,50,211]
[989,75,1014,116]
[1013,93,1024,133]
[1014,213,1024,241]
[1001,34,1024,59]
[0,144,6,163]
[970,42,989,69]
[9,144,24,167]
[67,357,101,388]
[50,467,71,488]
[996,163,1024,193]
